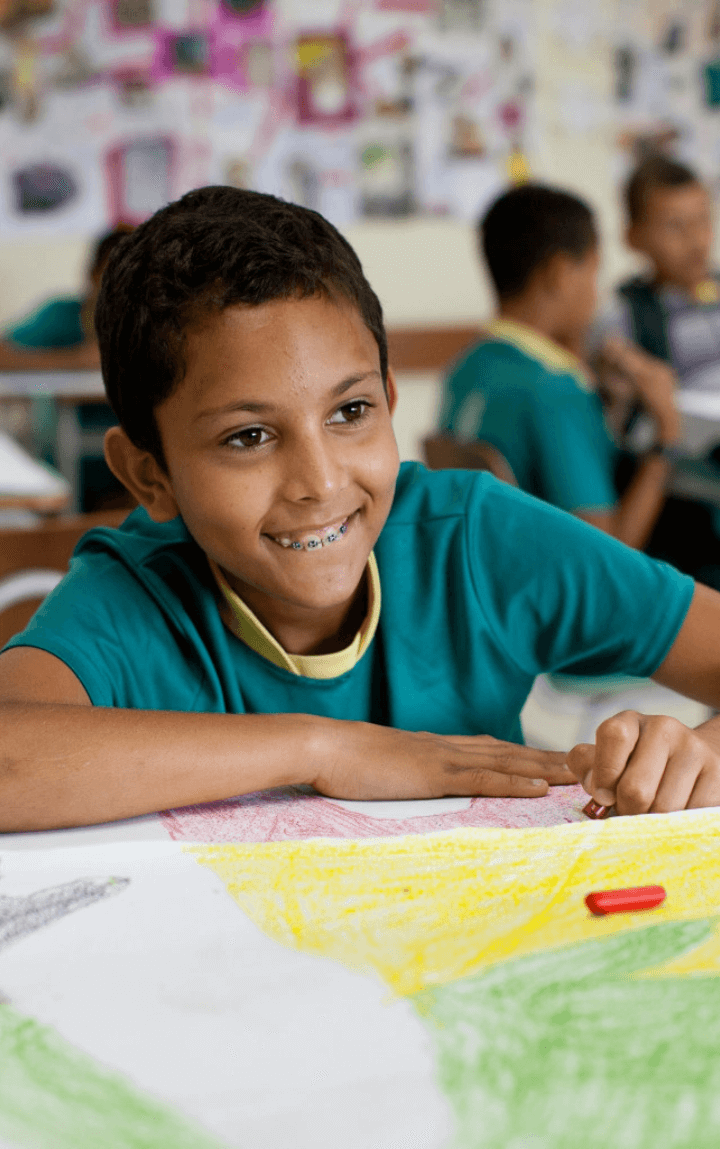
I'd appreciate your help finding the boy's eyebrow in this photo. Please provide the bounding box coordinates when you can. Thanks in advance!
[195,370,383,421]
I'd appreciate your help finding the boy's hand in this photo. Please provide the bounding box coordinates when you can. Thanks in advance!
[601,335,680,445]
[567,711,720,814]
[310,722,575,801]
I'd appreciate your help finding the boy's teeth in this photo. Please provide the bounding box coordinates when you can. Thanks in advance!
[273,517,349,550]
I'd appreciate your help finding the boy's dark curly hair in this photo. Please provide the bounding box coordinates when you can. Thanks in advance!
[480,183,597,300]
[95,186,388,466]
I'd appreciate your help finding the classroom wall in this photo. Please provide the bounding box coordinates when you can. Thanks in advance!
[0,0,647,462]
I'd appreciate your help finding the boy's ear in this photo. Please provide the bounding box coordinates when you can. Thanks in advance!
[104,426,179,523]
[386,366,398,415]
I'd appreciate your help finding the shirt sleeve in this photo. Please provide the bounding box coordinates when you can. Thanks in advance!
[466,477,695,680]
[7,299,84,349]
[529,377,618,513]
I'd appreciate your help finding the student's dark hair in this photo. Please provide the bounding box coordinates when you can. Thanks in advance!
[480,183,597,300]
[89,223,134,275]
[95,186,388,465]
[624,155,700,225]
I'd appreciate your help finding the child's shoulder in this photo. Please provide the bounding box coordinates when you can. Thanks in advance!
[74,507,209,593]
[388,460,528,528]
[450,330,581,395]
[76,506,191,563]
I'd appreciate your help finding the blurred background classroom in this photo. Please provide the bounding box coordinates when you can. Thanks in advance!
[1,0,719,738]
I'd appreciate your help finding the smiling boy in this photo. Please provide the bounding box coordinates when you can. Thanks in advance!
[4,186,720,830]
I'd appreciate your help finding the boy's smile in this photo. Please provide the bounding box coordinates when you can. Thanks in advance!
[146,294,400,655]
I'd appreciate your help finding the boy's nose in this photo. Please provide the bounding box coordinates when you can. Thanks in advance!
[283,435,344,501]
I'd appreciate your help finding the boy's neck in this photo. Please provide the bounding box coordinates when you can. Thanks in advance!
[224,568,369,657]
[496,299,581,358]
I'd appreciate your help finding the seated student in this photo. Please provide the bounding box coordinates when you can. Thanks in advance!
[438,184,720,591]
[0,225,133,509]
[3,186,720,832]
[596,155,720,391]
[439,184,678,553]
[0,225,133,372]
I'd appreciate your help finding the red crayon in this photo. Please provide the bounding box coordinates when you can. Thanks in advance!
[585,885,666,916]
[583,799,612,820]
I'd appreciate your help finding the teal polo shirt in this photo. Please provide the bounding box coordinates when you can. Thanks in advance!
[439,320,618,514]
[4,463,693,745]
[8,298,84,348]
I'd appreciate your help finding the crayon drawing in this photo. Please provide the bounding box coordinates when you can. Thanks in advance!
[191,809,720,1149]
[0,870,225,1149]
[161,780,588,842]
[2,813,720,1147]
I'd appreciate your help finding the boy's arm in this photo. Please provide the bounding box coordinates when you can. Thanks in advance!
[579,451,671,550]
[0,646,573,832]
[581,336,680,549]
[568,583,720,813]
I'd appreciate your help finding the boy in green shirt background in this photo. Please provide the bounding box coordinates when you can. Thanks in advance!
[439,183,720,585]
[0,225,132,510]
[3,186,720,830]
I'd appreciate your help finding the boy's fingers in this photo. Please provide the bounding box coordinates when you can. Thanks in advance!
[446,735,570,777]
[444,767,549,798]
[591,711,642,805]
[650,750,701,813]
[567,742,595,786]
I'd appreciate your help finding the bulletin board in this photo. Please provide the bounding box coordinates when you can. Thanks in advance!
[612,0,720,186]
[0,0,536,237]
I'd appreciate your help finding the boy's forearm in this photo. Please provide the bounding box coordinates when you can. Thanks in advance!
[614,452,670,549]
[0,703,329,832]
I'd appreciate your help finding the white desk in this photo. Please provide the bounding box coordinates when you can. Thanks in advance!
[0,371,107,510]
[0,429,69,511]
[0,370,104,399]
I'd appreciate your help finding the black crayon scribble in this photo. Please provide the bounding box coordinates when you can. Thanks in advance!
[0,877,130,953]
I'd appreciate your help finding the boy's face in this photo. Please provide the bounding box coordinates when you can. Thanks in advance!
[628,183,713,289]
[553,244,600,349]
[150,294,399,631]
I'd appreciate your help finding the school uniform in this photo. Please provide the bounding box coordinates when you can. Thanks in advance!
[3,463,692,745]
[595,276,720,390]
[438,318,617,513]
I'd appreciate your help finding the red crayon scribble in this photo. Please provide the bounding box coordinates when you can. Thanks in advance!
[161,783,587,843]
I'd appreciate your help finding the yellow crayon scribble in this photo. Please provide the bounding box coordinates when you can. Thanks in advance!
[188,809,720,997]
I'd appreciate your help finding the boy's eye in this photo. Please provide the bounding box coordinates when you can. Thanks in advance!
[224,426,271,450]
[327,400,371,425]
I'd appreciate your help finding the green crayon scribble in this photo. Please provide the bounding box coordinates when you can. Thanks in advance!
[415,919,720,1149]
[0,1002,225,1149]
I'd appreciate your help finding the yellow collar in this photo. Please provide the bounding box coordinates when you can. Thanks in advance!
[210,553,381,679]
[695,279,720,304]
[485,317,591,391]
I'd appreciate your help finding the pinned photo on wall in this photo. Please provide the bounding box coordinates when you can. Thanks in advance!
[359,135,415,217]
[110,0,155,32]
[614,45,636,103]
[448,113,485,158]
[241,39,273,89]
[106,135,173,224]
[296,33,355,126]
[153,31,211,81]
[438,0,485,33]
[221,0,266,19]
[224,155,252,188]
[13,160,77,213]
[112,65,154,108]
[0,0,54,32]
